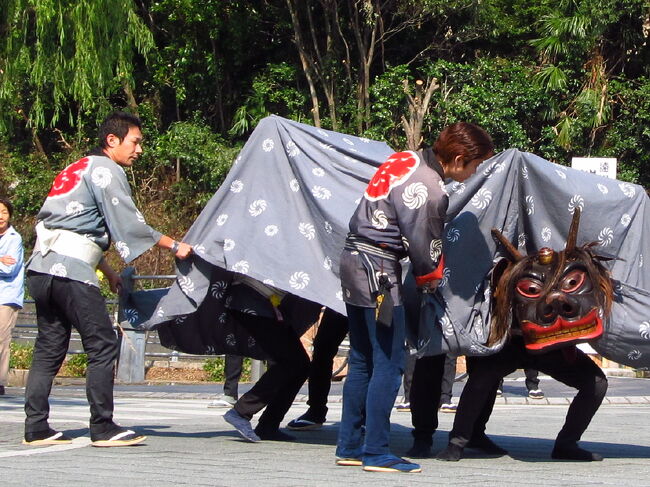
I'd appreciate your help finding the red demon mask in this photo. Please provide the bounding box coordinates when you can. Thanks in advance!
[489,209,614,353]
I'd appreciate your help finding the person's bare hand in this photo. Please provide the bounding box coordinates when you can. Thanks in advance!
[0,255,16,266]
[175,242,193,260]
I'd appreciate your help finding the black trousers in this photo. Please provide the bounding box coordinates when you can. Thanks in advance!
[408,354,447,444]
[24,273,119,435]
[232,311,310,431]
[449,336,608,449]
[305,308,348,419]
[223,354,244,398]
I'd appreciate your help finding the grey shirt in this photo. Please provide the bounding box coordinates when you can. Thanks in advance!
[27,154,162,286]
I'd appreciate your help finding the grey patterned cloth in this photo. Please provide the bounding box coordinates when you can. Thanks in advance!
[138,116,649,368]
[27,155,162,286]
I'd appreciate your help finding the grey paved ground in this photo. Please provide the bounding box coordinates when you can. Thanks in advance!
[1,375,649,486]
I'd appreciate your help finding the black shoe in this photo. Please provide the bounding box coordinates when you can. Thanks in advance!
[91,426,146,447]
[0,385,5,395]
[254,427,296,442]
[466,434,508,455]
[23,429,73,446]
[552,444,603,461]
[286,410,325,431]
[435,443,463,462]
[406,440,432,458]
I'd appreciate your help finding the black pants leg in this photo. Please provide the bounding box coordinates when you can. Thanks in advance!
[409,354,446,445]
[25,274,118,435]
[439,354,457,405]
[306,308,348,420]
[525,368,540,391]
[449,347,517,448]
[223,354,243,398]
[534,349,607,448]
[232,311,309,431]
[401,346,417,403]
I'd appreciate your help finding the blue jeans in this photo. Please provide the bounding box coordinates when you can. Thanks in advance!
[336,304,405,457]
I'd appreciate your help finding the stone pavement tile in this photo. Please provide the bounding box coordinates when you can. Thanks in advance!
[504,396,528,405]
[605,396,632,404]
[546,397,571,405]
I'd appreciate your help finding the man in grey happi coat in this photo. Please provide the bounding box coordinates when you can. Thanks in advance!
[23,112,192,447]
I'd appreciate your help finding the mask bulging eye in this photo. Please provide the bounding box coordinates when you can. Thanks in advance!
[516,278,543,298]
[561,269,586,293]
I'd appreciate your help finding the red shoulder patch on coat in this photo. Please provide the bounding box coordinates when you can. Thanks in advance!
[364,151,419,201]
[47,157,91,198]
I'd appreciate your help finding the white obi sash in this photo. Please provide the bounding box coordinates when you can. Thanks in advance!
[35,221,104,268]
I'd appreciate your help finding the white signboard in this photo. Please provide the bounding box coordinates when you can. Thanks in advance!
[571,157,617,179]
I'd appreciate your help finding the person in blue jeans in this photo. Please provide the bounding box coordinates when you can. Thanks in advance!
[335,123,494,473]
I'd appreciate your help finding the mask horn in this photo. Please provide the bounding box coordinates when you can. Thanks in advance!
[565,207,581,252]
[491,228,524,262]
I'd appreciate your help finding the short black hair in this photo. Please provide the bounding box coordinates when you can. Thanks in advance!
[0,196,13,219]
[98,111,142,148]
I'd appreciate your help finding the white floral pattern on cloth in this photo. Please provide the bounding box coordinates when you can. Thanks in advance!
[597,227,614,246]
[232,260,250,273]
[210,281,228,299]
[618,182,636,198]
[248,199,267,216]
[299,222,316,240]
[312,168,325,177]
[639,321,650,340]
[91,166,113,188]
[371,209,388,230]
[471,188,492,210]
[65,201,84,216]
[429,239,442,261]
[541,227,552,242]
[115,241,130,259]
[230,180,244,193]
[178,276,195,294]
[620,214,631,227]
[49,263,67,277]
[262,138,275,152]
[289,179,300,192]
[446,227,460,242]
[223,239,235,251]
[525,195,534,215]
[216,214,228,226]
[312,186,332,200]
[568,194,584,213]
[135,210,146,223]
[289,271,310,289]
[440,315,454,337]
[265,225,279,236]
[402,182,428,209]
[286,141,300,157]
[124,308,139,324]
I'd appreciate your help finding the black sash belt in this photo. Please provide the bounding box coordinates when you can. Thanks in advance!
[345,234,397,327]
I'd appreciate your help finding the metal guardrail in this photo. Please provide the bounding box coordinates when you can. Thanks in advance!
[12,270,251,383]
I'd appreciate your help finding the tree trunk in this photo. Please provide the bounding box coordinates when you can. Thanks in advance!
[401,78,439,151]
[286,0,321,127]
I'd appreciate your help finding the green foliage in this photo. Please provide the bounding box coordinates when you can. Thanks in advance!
[230,63,307,136]
[147,118,239,216]
[9,342,34,369]
[203,357,252,382]
[0,0,155,131]
[61,353,89,377]
[3,151,58,214]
